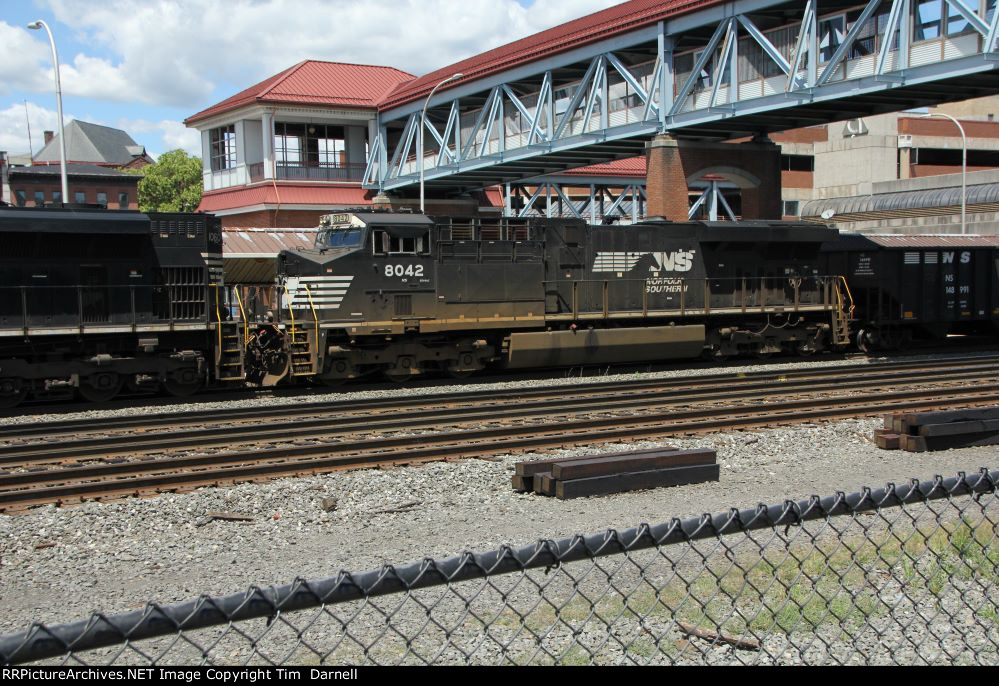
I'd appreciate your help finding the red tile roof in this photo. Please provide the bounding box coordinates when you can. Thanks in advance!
[379,0,723,111]
[186,60,415,125]
[562,157,647,177]
[198,184,375,212]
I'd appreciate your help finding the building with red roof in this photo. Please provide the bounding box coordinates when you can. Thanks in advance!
[185,60,417,227]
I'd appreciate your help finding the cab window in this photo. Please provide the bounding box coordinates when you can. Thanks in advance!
[318,227,364,249]
[373,230,430,256]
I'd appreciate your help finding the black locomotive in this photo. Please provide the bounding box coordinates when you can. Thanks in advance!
[0,206,223,407]
[260,213,853,385]
[3,205,998,409]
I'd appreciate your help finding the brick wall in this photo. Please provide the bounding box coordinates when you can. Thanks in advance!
[10,177,140,209]
[910,164,995,178]
[782,170,814,189]
[770,126,829,144]
[899,117,999,138]
[646,135,782,221]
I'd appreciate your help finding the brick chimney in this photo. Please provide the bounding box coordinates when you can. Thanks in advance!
[44,131,54,145]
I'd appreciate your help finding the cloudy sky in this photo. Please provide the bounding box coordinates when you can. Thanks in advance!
[0,0,621,159]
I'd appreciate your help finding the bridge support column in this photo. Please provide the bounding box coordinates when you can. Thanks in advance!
[738,136,782,221]
[645,134,690,221]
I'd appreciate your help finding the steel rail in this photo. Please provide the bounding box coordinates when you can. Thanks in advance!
[0,363,995,467]
[3,354,998,441]
[3,384,999,511]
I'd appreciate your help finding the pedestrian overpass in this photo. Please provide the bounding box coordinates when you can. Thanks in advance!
[363,0,999,194]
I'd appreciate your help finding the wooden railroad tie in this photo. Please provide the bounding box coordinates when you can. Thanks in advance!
[512,446,718,500]
[876,407,999,452]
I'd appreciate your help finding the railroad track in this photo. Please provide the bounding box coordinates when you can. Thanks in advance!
[4,353,999,441]
[2,356,999,512]
[0,359,997,464]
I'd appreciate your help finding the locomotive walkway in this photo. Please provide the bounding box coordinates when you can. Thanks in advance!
[1,355,998,512]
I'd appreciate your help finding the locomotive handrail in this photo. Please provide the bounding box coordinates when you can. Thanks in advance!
[233,286,250,344]
[537,276,841,317]
[282,283,297,336]
[303,284,320,357]
[838,276,856,318]
[212,284,223,356]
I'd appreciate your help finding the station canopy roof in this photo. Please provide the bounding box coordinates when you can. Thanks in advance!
[802,183,999,218]
[223,227,319,284]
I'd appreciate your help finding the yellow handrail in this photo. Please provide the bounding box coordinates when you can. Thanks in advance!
[282,283,297,335]
[837,275,856,318]
[232,286,250,344]
[212,284,222,355]
[303,284,320,359]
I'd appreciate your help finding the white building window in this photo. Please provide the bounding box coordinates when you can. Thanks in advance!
[210,125,237,171]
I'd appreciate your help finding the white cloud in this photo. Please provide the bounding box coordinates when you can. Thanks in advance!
[0,22,52,95]
[0,101,64,156]
[119,118,202,157]
[35,0,622,108]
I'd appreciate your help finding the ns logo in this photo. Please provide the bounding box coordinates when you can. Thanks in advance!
[943,252,972,264]
[592,250,697,273]
[650,250,697,272]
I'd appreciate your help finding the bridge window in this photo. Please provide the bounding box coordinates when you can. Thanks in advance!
[946,1,978,36]
[210,125,237,172]
[818,15,845,63]
[691,49,714,90]
[915,0,943,41]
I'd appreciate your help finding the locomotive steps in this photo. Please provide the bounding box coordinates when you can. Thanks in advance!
[1,356,998,512]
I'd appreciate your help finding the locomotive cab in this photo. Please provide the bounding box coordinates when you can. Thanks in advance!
[279,212,434,324]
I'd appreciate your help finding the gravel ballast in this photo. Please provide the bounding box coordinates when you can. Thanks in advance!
[1,353,997,664]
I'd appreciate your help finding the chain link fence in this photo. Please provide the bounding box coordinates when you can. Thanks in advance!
[2,468,997,666]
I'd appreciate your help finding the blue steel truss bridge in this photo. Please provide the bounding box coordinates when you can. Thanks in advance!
[363,0,999,195]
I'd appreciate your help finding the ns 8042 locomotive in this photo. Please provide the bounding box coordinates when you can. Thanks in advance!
[252,212,854,386]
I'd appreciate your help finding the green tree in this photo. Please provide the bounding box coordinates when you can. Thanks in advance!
[133,149,203,213]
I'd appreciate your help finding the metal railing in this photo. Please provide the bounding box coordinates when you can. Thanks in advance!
[543,275,839,318]
[1,468,995,666]
[247,163,366,184]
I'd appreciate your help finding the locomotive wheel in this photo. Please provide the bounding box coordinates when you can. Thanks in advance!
[384,357,416,384]
[383,369,413,384]
[795,341,817,357]
[446,367,476,379]
[446,353,479,379]
[0,378,27,409]
[163,367,202,397]
[163,378,202,397]
[78,373,122,403]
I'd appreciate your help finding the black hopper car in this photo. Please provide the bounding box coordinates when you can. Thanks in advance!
[2,206,998,408]
[822,233,999,351]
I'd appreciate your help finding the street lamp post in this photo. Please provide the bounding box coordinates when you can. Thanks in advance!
[27,20,68,205]
[420,73,463,214]
[921,112,967,235]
